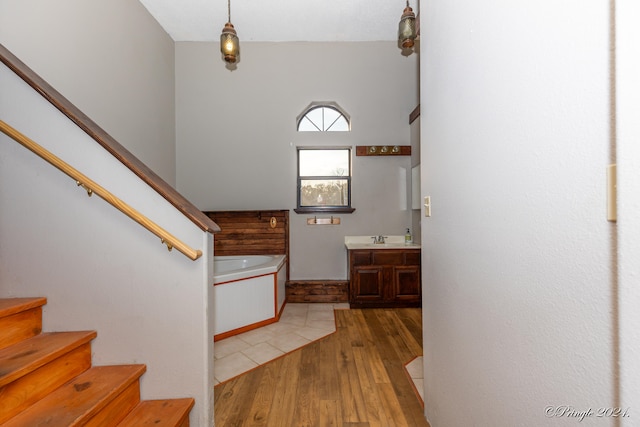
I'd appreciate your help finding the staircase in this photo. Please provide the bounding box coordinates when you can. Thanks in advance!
[0,297,194,426]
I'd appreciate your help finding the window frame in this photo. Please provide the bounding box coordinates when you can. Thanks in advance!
[294,147,355,214]
[296,102,351,132]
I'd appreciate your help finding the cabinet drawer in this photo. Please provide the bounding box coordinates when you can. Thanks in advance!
[404,251,421,265]
[372,251,404,265]
[351,251,372,266]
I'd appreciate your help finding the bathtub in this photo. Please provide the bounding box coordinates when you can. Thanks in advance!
[213,254,287,340]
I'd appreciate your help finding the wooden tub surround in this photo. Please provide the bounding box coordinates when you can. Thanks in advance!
[204,209,289,279]
[205,210,290,340]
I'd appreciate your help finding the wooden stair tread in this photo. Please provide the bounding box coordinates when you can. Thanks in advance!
[0,299,45,351]
[118,398,195,427]
[0,330,97,387]
[2,364,147,427]
[0,296,194,425]
[0,297,47,318]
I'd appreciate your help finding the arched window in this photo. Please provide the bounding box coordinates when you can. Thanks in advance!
[296,102,350,132]
[294,102,354,213]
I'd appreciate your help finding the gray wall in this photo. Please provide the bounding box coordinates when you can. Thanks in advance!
[176,42,419,279]
[1,3,214,424]
[410,116,422,242]
[1,60,214,426]
[0,0,177,185]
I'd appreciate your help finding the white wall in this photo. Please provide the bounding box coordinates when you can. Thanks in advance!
[176,42,418,279]
[420,1,615,425]
[0,0,177,185]
[617,0,640,422]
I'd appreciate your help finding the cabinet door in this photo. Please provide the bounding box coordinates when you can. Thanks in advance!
[351,266,385,303]
[393,265,421,301]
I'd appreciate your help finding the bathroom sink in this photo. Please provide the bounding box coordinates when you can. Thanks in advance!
[344,236,420,250]
[351,242,420,249]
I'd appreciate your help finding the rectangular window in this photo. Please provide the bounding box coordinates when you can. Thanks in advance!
[295,148,355,213]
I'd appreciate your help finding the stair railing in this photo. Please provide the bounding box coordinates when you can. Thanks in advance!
[0,120,203,261]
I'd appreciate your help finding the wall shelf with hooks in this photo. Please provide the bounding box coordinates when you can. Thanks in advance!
[356,145,411,156]
[307,216,341,225]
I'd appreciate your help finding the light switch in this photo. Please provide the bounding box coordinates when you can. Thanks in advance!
[424,196,431,217]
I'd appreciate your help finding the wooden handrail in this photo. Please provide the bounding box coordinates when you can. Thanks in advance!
[0,120,203,261]
[0,43,220,235]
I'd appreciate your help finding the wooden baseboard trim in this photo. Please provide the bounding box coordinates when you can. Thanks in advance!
[214,316,278,341]
[286,280,349,303]
[214,300,287,342]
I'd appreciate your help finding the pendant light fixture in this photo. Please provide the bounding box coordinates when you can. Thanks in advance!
[220,0,240,64]
[398,0,417,50]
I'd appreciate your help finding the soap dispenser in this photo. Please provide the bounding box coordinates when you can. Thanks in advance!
[405,228,413,244]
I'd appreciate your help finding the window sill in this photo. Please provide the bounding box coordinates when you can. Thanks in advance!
[294,207,356,214]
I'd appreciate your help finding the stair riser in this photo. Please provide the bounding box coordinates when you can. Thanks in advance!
[0,307,42,351]
[84,381,141,427]
[118,398,195,426]
[0,343,92,424]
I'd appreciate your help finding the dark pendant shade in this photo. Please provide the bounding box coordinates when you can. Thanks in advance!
[398,2,417,49]
[220,22,239,64]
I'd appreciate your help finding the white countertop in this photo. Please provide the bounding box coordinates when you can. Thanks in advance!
[344,235,421,250]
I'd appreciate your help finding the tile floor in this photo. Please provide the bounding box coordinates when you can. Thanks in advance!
[405,356,424,404]
[214,302,349,384]
[213,302,425,404]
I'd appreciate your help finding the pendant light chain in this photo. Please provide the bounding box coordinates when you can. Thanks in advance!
[227,0,231,23]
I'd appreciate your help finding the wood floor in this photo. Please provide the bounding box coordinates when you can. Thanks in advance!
[214,307,430,427]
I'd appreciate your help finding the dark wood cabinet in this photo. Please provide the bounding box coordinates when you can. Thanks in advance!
[348,249,421,308]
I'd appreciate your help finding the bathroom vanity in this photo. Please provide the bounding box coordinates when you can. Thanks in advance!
[345,236,421,308]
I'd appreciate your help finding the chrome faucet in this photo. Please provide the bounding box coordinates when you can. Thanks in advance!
[372,235,387,244]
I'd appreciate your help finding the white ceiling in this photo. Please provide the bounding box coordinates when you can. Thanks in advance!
[137,0,416,42]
